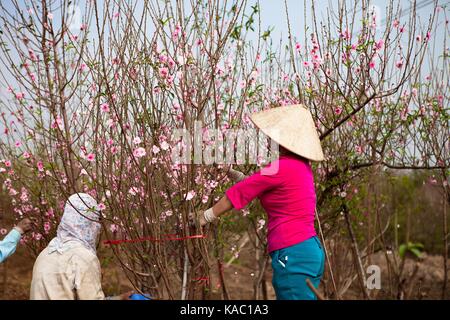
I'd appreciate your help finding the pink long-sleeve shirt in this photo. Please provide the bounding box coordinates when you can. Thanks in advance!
[225,154,317,253]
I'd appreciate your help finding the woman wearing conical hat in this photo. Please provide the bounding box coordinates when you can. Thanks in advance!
[197,104,325,300]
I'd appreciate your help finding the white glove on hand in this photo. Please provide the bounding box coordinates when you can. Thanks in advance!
[199,208,217,227]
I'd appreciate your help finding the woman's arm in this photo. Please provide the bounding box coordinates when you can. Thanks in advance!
[227,168,247,182]
[0,219,31,264]
[212,195,233,217]
[199,164,280,226]
[0,229,21,264]
[199,195,233,226]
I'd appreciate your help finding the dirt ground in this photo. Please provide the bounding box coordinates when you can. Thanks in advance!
[0,241,277,300]
[0,241,447,300]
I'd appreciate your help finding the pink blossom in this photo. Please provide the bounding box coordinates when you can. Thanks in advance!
[257,219,266,231]
[168,57,176,68]
[28,49,37,62]
[159,67,169,78]
[5,160,11,167]
[215,65,224,76]
[401,108,408,121]
[110,146,118,154]
[395,60,404,69]
[100,102,110,112]
[340,29,351,40]
[164,210,173,217]
[110,224,119,233]
[112,57,121,65]
[295,42,301,52]
[334,106,343,115]
[0,228,7,235]
[86,153,95,162]
[160,141,170,151]
[133,147,146,158]
[97,203,106,211]
[133,137,142,145]
[37,161,44,172]
[51,116,63,130]
[15,141,22,148]
[415,35,421,42]
[375,39,384,50]
[47,13,53,20]
[172,24,181,40]
[184,190,196,201]
[166,75,174,86]
[152,145,160,154]
[159,54,168,63]
[128,187,139,196]
[15,92,25,100]
[369,60,375,69]
[20,188,29,202]
[44,222,51,234]
[79,63,87,73]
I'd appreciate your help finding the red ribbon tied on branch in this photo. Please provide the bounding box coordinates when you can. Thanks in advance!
[103,234,206,245]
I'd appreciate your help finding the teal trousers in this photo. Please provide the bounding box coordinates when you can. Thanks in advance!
[270,236,325,300]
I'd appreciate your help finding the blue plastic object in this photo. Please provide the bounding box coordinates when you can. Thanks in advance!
[129,293,151,300]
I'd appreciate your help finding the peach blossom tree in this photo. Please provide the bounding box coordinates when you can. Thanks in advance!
[0,0,448,299]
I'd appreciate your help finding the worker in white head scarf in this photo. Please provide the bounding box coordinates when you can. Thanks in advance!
[47,193,101,255]
[30,193,131,300]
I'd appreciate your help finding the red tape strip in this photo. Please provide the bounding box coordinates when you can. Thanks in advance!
[103,234,206,245]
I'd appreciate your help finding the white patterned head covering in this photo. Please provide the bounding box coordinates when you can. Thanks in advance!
[48,193,101,254]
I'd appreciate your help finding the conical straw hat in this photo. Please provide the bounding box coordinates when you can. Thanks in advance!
[250,104,324,161]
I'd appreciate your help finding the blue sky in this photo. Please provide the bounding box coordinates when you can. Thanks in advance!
[0,0,447,100]
[0,0,447,160]
[256,0,444,42]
